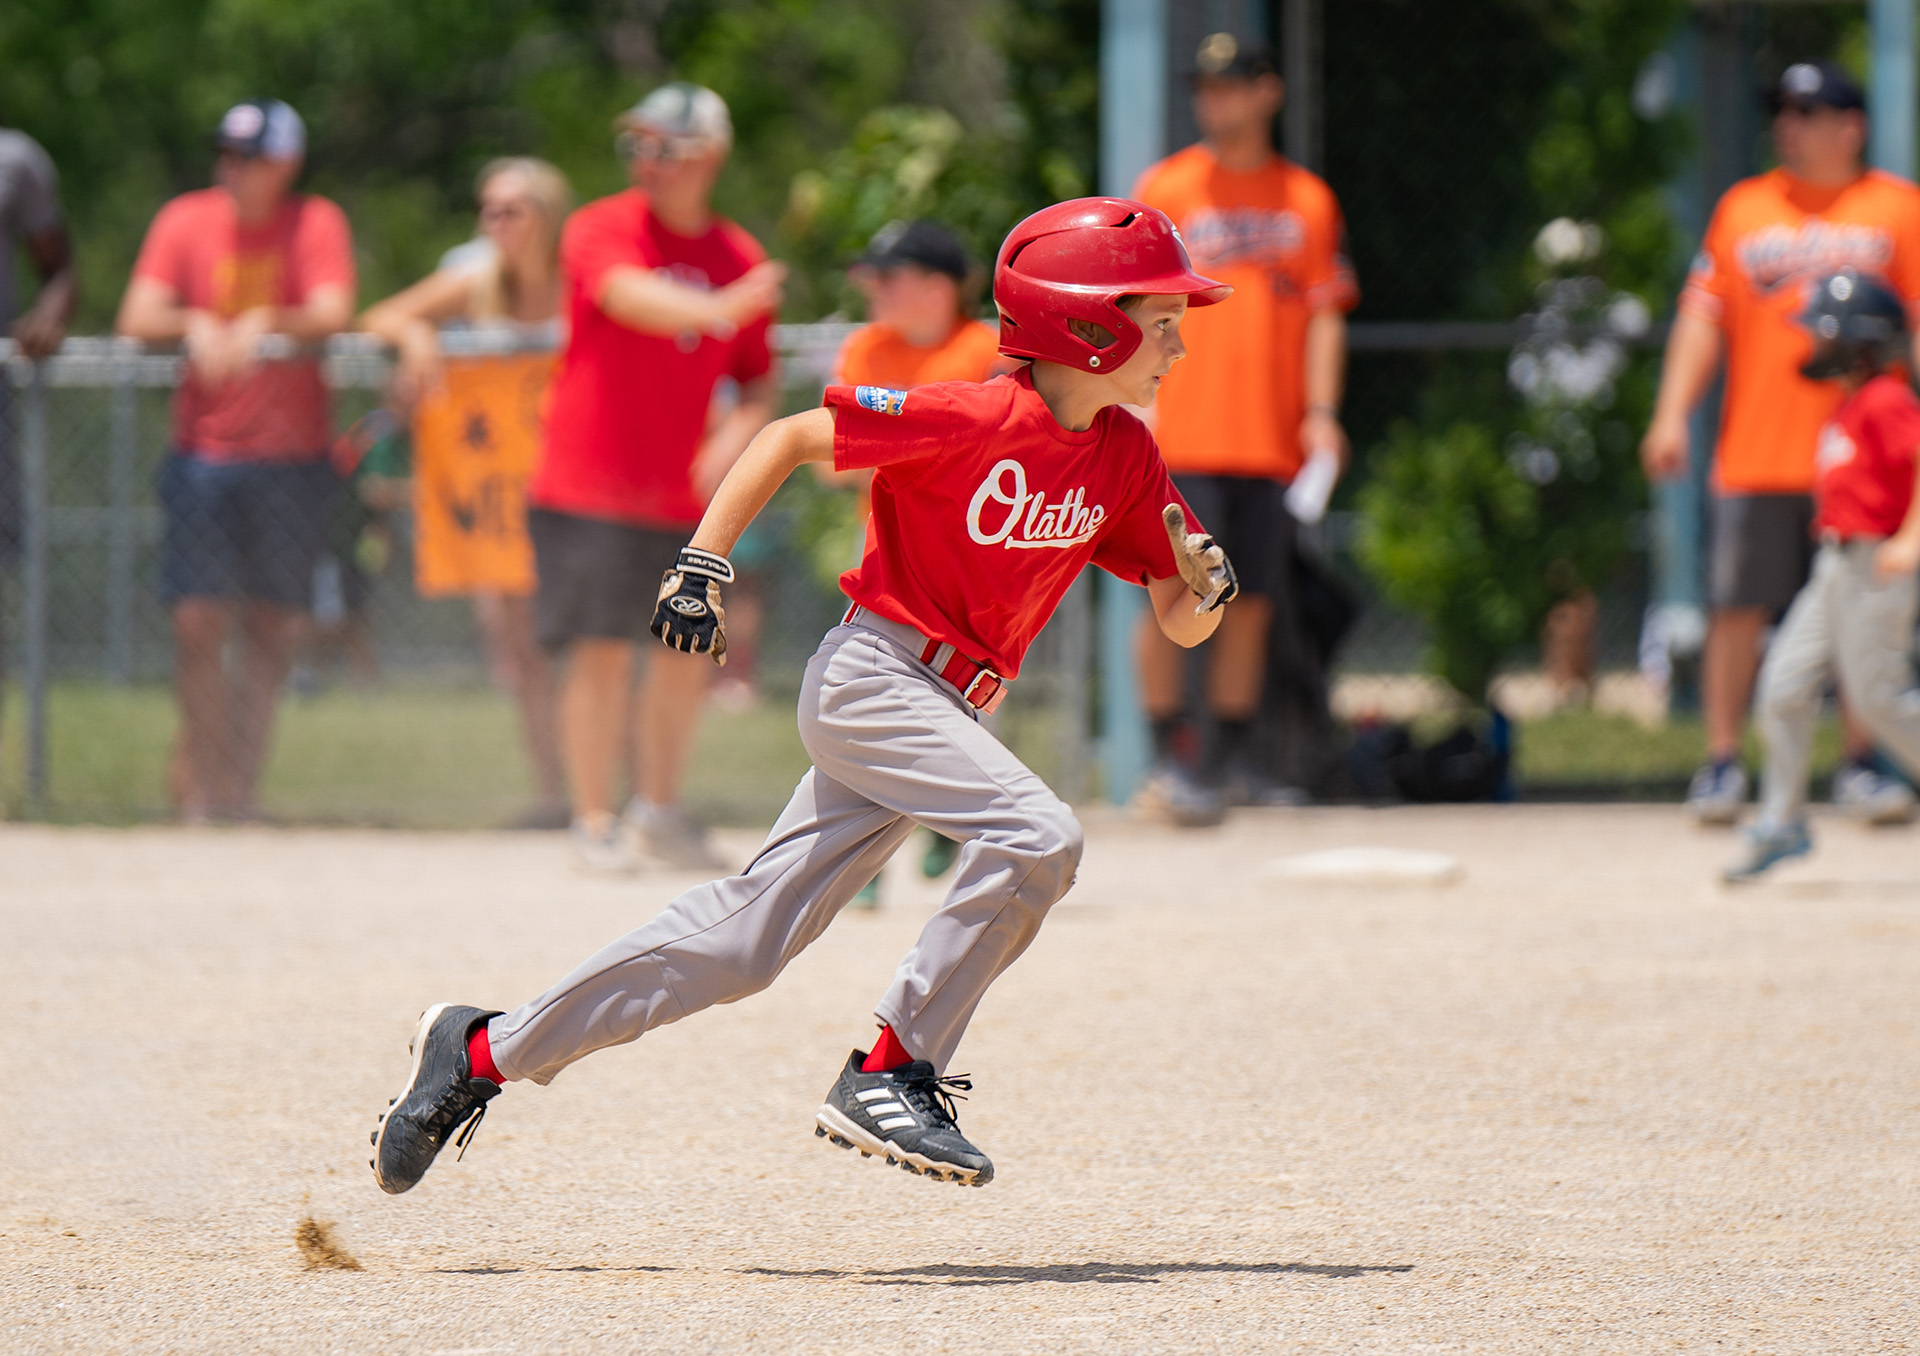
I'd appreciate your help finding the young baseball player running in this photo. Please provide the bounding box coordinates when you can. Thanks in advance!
[371,198,1238,1192]
[1725,270,1920,882]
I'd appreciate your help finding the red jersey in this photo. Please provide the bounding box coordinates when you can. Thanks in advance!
[531,189,773,528]
[130,188,355,460]
[826,368,1198,679]
[1679,168,1920,493]
[1815,373,1920,538]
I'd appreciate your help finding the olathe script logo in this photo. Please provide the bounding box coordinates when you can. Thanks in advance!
[855,385,909,416]
[967,458,1107,550]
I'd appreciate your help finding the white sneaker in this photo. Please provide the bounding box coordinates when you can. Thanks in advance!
[1136,759,1226,828]
[1831,764,1918,825]
[1722,818,1813,884]
[1686,761,1747,826]
[570,816,640,874]
[624,800,728,871]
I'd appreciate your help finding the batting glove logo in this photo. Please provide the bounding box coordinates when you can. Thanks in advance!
[650,547,734,663]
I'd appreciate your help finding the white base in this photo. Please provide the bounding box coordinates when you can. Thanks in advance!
[1262,846,1464,886]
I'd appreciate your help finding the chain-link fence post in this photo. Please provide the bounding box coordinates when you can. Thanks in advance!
[21,360,50,808]
[1055,570,1092,802]
[107,341,139,684]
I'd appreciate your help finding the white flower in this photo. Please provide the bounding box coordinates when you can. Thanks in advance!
[1534,218,1604,267]
[1606,293,1651,338]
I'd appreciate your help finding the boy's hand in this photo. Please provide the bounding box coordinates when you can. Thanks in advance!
[1874,533,1920,583]
[651,547,735,663]
[1162,504,1238,615]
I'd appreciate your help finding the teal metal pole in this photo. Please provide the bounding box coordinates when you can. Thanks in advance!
[1097,0,1166,803]
[1870,0,1917,179]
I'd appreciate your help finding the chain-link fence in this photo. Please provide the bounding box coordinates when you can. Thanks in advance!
[0,327,1113,824]
[1,314,1683,824]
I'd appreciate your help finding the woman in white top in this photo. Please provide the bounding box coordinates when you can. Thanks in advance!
[360,157,571,825]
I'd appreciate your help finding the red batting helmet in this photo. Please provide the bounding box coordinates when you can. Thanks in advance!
[993,198,1230,371]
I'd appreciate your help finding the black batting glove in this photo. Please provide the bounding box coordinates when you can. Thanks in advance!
[650,547,735,664]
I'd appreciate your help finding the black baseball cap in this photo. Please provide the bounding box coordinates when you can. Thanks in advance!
[214,99,306,160]
[1767,59,1865,114]
[858,219,970,282]
[1191,32,1277,82]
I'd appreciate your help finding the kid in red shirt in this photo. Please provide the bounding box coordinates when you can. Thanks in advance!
[372,199,1240,1192]
[1727,270,1920,880]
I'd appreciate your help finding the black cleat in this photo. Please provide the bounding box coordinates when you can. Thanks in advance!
[814,1049,993,1186]
[371,1003,503,1195]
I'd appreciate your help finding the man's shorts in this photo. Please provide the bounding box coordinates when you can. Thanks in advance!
[529,507,690,651]
[1708,492,1815,613]
[157,450,338,608]
[1169,473,1292,599]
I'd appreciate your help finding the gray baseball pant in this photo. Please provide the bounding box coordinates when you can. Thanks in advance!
[1758,539,1920,826]
[487,613,1083,1084]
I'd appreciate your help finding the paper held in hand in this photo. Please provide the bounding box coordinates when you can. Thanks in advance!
[1285,445,1340,525]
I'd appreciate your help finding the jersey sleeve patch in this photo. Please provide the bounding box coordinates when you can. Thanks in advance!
[855,385,909,416]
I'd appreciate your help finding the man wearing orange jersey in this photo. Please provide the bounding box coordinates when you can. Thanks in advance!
[1131,34,1357,823]
[1644,60,1920,825]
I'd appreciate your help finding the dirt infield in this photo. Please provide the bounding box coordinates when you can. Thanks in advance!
[4,806,1918,1353]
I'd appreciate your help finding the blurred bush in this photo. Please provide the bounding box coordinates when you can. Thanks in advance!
[1351,0,1687,703]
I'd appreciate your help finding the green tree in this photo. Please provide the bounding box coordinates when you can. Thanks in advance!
[0,0,1095,329]
[1353,0,1688,703]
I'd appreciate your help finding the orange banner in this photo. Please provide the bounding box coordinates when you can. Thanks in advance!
[411,353,552,598]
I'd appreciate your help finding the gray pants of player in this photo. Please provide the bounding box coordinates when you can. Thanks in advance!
[1758,539,1920,827]
[488,613,1084,1084]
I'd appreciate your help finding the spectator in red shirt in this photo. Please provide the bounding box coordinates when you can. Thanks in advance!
[115,101,356,822]
[1727,271,1920,880]
[527,83,785,871]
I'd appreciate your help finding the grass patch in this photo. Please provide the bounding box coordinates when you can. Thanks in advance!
[1,681,1847,824]
[1,680,810,828]
[1511,707,1842,796]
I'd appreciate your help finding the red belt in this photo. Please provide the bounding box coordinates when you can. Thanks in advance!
[842,604,1008,714]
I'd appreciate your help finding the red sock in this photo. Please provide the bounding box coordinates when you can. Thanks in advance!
[467,1023,504,1085]
[862,1024,914,1072]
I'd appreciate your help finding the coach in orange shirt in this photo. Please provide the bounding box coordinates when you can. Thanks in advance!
[1644,60,1920,825]
[1131,34,1357,823]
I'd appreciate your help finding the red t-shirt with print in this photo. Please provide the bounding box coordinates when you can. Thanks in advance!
[530,188,773,528]
[1815,372,1920,538]
[131,188,356,460]
[825,368,1201,679]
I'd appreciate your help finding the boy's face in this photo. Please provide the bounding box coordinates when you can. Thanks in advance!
[854,263,961,338]
[1108,294,1189,405]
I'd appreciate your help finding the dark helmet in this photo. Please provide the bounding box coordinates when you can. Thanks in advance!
[1799,269,1909,380]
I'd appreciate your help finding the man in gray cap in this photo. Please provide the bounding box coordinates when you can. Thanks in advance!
[116,99,356,821]
[526,82,784,871]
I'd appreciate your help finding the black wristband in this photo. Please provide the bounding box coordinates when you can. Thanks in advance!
[675,547,735,583]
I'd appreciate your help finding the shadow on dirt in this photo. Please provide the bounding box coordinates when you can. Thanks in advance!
[431,1264,674,1275]
[741,1260,1414,1287]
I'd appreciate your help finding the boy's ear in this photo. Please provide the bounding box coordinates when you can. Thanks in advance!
[1067,316,1117,349]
